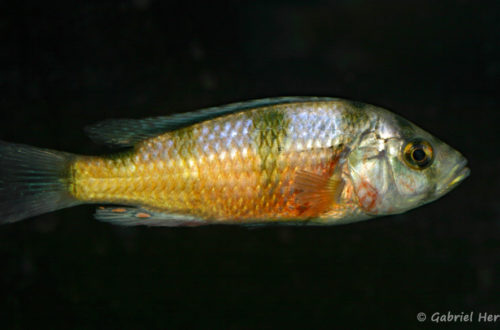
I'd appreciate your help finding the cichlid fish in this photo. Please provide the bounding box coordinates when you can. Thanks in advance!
[0,97,469,227]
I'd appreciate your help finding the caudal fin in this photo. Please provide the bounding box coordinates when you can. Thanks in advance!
[0,141,79,224]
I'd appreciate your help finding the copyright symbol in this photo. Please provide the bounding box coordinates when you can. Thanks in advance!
[417,312,426,322]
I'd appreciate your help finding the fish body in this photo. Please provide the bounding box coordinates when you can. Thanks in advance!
[0,97,470,226]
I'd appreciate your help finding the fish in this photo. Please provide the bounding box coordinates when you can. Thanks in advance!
[0,97,470,227]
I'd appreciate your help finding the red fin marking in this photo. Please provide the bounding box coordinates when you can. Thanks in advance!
[357,180,378,212]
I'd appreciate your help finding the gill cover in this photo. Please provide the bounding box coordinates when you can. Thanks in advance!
[347,132,395,214]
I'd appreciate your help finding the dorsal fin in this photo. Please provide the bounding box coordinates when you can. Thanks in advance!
[85,96,338,147]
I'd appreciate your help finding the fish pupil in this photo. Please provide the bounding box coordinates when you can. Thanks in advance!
[412,148,426,162]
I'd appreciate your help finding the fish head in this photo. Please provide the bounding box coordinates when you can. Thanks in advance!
[347,108,470,216]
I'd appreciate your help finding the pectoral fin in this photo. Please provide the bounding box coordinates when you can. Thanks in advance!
[293,170,344,217]
[291,144,349,217]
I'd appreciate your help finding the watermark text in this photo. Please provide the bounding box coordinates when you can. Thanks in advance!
[417,311,500,323]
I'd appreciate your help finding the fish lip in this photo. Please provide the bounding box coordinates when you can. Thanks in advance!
[450,165,470,186]
[440,159,470,194]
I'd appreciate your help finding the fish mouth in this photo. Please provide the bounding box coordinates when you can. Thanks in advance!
[439,159,470,194]
[448,165,470,188]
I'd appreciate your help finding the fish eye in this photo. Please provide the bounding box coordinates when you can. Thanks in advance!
[403,139,434,170]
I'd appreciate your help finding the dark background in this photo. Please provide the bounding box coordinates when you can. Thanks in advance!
[0,0,499,329]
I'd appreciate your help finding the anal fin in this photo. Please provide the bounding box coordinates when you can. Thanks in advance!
[94,206,204,227]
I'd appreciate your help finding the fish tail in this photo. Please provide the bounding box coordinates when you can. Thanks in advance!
[0,141,80,224]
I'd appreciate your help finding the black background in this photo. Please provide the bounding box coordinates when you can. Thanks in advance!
[1,0,499,329]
